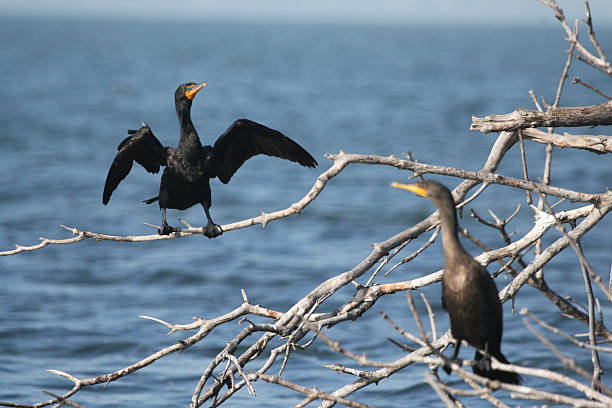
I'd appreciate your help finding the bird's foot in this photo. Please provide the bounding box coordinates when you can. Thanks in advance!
[203,222,223,239]
[159,223,181,236]
[474,354,492,374]
[442,357,462,375]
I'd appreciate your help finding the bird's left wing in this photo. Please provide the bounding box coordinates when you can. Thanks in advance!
[211,119,317,184]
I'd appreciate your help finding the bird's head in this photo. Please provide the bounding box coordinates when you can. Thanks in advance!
[175,82,207,104]
[391,180,453,206]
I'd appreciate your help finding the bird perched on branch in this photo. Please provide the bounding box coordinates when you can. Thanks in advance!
[391,180,521,384]
[103,82,317,238]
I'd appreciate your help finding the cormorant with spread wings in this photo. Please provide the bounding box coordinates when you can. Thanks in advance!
[103,82,317,238]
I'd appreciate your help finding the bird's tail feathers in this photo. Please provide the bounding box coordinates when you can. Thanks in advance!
[143,196,159,205]
[473,350,522,385]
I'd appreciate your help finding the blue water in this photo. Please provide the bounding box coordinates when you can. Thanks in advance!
[1,16,611,407]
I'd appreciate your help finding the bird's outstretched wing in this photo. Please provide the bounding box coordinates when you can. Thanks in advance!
[212,119,318,184]
[102,123,167,204]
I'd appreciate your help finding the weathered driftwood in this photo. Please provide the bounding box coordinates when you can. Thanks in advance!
[471,100,612,134]
[520,128,612,154]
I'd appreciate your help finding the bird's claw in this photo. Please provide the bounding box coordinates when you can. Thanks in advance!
[474,355,492,373]
[203,223,223,239]
[442,357,461,375]
[159,224,181,236]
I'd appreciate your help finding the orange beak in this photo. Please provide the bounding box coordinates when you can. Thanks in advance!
[185,82,207,100]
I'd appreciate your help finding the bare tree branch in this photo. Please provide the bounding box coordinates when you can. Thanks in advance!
[256,373,377,408]
[572,76,612,100]
[520,127,612,154]
[471,100,612,133]
[521,308,612,353]
[538,0,612,77]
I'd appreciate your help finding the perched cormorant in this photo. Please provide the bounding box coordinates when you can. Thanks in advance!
[103,82,317,238]
[391,180,521,384]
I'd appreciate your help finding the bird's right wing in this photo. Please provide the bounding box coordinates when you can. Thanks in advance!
[102,124,167,205]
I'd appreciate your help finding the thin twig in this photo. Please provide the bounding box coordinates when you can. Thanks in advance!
[424,372,456,408]
[583,1,609,65]
[384,226,440,277]
[523,319,612,397]
[420,292,438,343]
[379,310,427,348]
[520,308,612,353]
[572,77,612,100]
[517,129,532,205]
[256,373,377,408]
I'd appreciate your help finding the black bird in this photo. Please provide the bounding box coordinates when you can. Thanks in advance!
[103,82,317,238]
[391,180,521,384]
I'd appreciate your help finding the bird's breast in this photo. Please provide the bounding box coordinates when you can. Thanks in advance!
[443,267,471,293]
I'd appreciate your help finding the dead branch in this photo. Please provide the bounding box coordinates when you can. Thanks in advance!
[1,152,351,255]
[327,150,601,204]
[471,100,612,134]
[573,76,612,100]
[521,308,612,354]
[539,0,612,77]
[500,199,612,301]
[256,373,377,408]
[4,132,605,257]
[523,318,612,397]
[424,372,457,408]
[520,127,612,154]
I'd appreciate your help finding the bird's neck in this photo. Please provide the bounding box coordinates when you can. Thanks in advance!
[437,200,469,268]
[176,104,202,150]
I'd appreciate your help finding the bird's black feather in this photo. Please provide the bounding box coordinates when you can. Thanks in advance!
[102,125,166,205]
[212,119,317,184]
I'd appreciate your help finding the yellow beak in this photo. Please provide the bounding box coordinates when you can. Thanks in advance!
[390,182,427,197]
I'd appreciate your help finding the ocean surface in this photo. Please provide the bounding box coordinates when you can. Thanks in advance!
[1,15,611,407]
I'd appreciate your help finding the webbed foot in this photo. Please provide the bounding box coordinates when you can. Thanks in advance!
[203,222,223,239]
[159,223,181,236]
[474,354,492,374]
[442,357,461,375]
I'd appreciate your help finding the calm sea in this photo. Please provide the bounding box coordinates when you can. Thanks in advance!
[0,16,610,407]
